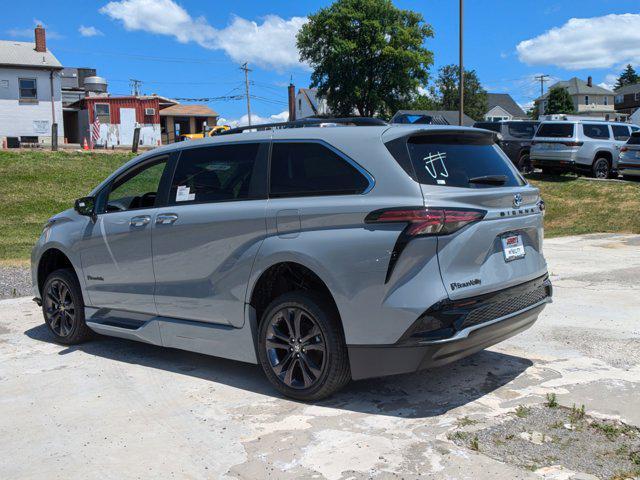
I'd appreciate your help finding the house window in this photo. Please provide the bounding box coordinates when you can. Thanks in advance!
[615,94,624,104]
[94,104,111,124]
[298,98,302,111]
[19,78,37,99]
[603,97,608,106]
[635,93,640,102]
[584,95,589,105]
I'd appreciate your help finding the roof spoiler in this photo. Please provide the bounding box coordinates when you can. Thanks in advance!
[383,127,499,145]
[219,117,387,135]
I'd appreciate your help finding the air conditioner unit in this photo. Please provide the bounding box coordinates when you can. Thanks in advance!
[145,108,156,116]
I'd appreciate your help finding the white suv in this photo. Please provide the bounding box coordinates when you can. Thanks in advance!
[531,121,640,178]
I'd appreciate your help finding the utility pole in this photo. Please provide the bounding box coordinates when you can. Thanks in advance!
[240,63,252,126]
[534,74,550,97]
[459,0,464,126]
[129,79,142,96]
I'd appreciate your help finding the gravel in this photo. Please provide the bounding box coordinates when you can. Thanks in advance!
[0,266,32,299]
[450,405,640,480]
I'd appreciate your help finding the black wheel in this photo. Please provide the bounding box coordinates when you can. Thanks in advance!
[518,153,532,173]
[592,157,611,179]
[42,268,92,345]
[258,291,350,401]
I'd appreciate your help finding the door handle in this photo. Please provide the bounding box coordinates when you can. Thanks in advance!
[156,213,179,225]
[130,215,151,227]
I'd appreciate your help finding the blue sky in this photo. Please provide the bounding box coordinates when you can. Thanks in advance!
[3,0,639,123]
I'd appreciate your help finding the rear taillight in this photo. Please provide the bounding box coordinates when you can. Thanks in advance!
[620,146,628,153]
[365,207,486,236]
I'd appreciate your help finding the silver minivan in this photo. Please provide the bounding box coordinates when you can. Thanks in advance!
[31,120,552,400]
[531,120,640,178]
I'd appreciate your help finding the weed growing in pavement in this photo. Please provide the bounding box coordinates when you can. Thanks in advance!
[470,435,479,451]
[569,404,586,425]
[456,416,478,427]
[591,421,632,441]
[545,392,558,408]
[447,430,469,441]
[515,405,530,418]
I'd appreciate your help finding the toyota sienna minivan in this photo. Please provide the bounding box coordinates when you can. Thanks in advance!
[32,119,552,400]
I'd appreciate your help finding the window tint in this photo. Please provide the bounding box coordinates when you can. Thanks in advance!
[106,158,167,212]
[631,126,640,132]
[507,122,538,139]
[627,132,640,145]
[404,134,525,189]
[612,125,631,141]
[170,143,266,205]
[473,122,502,133]
[583,124,610,139]
[19,78,37,99]
[536,123,574,138]
[270,142,369,197]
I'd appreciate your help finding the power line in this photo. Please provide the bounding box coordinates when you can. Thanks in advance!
[240,63,252,126]
[171,95,245,102]
[534,74,550,97]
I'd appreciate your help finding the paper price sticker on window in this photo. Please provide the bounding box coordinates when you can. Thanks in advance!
[176,185,195,202]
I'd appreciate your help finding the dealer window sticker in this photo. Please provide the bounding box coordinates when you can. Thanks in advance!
[176,185,195,202]
[422,151,449,184]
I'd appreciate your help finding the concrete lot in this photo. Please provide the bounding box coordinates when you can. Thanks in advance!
[0,234,639,479]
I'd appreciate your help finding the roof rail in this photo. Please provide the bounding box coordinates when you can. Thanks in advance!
[219,117,387,135]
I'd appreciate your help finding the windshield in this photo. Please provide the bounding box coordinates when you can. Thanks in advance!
[507,122,538,139]
[404,135,525,189]
[536,123,574,138]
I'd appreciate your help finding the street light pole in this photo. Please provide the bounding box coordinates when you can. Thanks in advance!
[459,0,464,126]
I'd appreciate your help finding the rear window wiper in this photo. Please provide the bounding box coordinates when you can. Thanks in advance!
[468,175,507,185]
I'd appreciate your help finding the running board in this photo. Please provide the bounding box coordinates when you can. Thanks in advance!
[85,306,258,364]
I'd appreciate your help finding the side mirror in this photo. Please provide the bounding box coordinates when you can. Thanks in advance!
[74,196,96,217]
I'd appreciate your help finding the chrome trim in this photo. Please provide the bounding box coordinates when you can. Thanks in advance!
[417,296,552,346]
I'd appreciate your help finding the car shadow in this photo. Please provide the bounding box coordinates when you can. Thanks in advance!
[25,323,532,419]
[525,172,579,183]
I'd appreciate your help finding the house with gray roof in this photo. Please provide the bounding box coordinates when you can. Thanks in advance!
[614,82,640,116]
[535,76,614,118]
[391,110,475,127]
[484,93,527,121]
[0,25,63,146]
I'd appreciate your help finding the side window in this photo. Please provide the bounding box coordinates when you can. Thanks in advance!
[169,143,266,205]
[270,142,370,197]
[612,125,631,141]
[19,78,37,99]
[631,126,640,133]
[105,157,168,213]
[95,104,111,124]
[582,124,610,140]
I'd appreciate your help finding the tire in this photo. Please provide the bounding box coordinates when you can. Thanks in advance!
[258,291,350,401]
[41,268,92,345]
[591,157,611,179]
[518,153,532,173]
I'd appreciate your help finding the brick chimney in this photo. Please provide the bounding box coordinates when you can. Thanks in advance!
[34,25,46,53]
[587,76,593,87]
[288,83,296,121]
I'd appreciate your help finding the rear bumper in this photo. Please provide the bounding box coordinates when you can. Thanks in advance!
[348,276,552,380]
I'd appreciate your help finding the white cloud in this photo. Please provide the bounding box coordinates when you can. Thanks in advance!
[99,0,306,71]
[598,73,618,91]
[517,14,640,70]
[219,110,289,128]
[79,25,104,37]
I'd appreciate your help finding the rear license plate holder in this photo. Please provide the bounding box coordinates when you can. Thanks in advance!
[501,234,526,262]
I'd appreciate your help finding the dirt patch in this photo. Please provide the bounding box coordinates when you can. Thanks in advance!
[449,402,640,480]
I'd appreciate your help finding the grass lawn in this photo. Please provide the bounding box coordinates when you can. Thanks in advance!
[1,151,639,264]
[526,173,640,238]
[0,150,135,264]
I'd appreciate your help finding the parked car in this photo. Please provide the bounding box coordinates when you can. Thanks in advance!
[180,124,230,141]
[473,121,539,172]
[31,120,552,401]
[530,120,640,178]
[618,131,640,179]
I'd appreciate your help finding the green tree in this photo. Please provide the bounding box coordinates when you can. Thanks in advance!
[527,103,539,120]
[614,64,639,90]
[545,86,575,114]
[297,0,434,117]
[433,64,488,121]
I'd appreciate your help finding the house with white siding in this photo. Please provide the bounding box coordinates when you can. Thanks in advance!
[0,25,63,146]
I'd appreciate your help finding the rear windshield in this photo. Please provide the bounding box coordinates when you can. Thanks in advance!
[536,123,574,138]
[507,122,538,138]
[473,122,502,133]
[404,135,525,188]
[628,132,640,145]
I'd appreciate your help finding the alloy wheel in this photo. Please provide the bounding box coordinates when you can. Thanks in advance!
[265,307,327,389]
[44,279,75,337]
[595,159,609,179]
